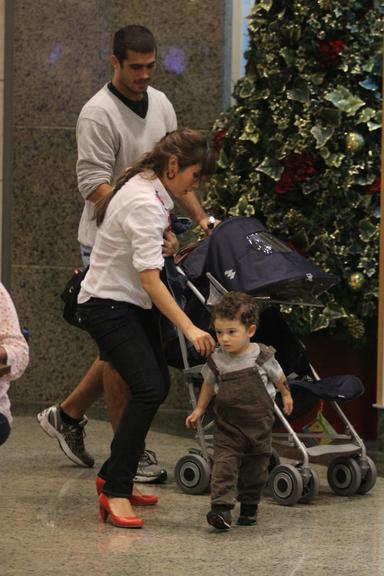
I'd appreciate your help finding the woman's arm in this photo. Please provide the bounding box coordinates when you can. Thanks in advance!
[140,269,215,356]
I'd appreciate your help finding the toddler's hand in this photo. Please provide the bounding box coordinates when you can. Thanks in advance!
[185,408,203,428]
[282,393,293,416]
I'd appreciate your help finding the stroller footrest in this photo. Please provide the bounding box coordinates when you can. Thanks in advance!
[306,443,360,458]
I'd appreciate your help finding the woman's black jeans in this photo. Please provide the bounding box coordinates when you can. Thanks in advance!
[77,298,171,498]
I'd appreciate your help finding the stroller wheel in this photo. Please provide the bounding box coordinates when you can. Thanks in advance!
[357,456,377,495]
[174,452,211,494]
[269,464,303,506]
[327,456,362,496]
[298,467,320,504]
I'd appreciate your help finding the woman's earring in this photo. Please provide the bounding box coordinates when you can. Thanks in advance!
[166,171,175,180]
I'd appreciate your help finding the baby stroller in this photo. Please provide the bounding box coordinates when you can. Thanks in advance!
[165,216,377,506]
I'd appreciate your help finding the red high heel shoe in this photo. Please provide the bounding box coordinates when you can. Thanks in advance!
[96,475,158,506]
[98,493,144,529]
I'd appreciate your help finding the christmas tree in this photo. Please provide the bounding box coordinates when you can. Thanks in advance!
[205,0,382,343]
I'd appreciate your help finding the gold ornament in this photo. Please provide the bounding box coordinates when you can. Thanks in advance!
[345,132,365,153]
[348,272,365,291]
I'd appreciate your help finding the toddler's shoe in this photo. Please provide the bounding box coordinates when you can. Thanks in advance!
[206,508,232,530]
[237,515,257,526]
[237,503,258,526]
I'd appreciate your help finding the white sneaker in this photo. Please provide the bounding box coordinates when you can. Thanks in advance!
[134,449,167,483]
[37,404,94,467]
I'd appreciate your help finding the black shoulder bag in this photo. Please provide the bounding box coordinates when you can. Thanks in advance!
[60,266,89,329]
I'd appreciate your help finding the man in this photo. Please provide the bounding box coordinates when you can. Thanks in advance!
[37,25,212,482]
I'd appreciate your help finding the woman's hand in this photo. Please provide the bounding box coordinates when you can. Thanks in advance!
[184,325,215,356]
[162,229,179,257]
[185,407,204,429]
[140,269,215,356]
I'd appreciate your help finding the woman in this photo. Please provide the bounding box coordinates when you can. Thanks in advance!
[77,128,216,528]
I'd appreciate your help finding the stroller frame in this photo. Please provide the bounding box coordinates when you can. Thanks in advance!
[173,268,377,506]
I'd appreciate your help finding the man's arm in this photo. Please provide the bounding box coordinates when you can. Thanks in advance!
[86,182,113,204]
[176,190,219,234]
[76,113,117,201]
[176,190,207,224]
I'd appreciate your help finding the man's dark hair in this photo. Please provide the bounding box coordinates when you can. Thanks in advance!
[113,25,157,64]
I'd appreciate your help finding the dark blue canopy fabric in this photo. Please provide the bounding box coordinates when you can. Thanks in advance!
[290,375,364,401]
[171,218,362,404]
[179,237,209,280]
[181,216,338,305]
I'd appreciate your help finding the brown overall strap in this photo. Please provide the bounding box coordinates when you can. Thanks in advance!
[255,343,276,367]
[207,354,220,381]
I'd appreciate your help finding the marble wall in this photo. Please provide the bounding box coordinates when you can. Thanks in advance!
[7,0,230,415]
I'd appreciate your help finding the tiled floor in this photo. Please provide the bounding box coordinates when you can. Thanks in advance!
[2,416,384,576]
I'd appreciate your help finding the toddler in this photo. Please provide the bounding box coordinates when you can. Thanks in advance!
[186,292,293,529]
[0,282,29,446]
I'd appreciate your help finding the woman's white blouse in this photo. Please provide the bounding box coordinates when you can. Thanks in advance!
[78,172,174,309]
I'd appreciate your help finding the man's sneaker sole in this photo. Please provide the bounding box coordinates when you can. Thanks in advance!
[133,470,168,484]
[37,412,93,468]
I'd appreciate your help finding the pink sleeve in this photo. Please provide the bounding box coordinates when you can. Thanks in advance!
[0,283,29,380]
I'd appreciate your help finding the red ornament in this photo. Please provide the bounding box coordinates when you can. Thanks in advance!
[365,176,381,194]
[275,171,295,194]
[213,128,227,152]
[318,39,345,69]
[275,153,317,194]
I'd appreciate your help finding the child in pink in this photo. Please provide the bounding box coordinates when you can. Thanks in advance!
[0,282,29,445]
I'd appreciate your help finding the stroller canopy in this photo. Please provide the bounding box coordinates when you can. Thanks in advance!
[181,217,338,306]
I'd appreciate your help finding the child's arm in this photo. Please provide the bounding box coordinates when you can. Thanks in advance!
[274,373,293,415]
[185,381,215,428]
[0,283,29,380]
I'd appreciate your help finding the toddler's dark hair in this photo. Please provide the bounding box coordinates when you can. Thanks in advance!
[211,292,260,328]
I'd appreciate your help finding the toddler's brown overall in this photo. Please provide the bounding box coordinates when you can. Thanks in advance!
[209,344,275,510]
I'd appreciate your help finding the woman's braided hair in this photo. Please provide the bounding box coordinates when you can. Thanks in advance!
[94,128,215,226]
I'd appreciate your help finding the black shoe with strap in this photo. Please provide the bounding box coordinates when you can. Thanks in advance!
[237,503,258,526]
